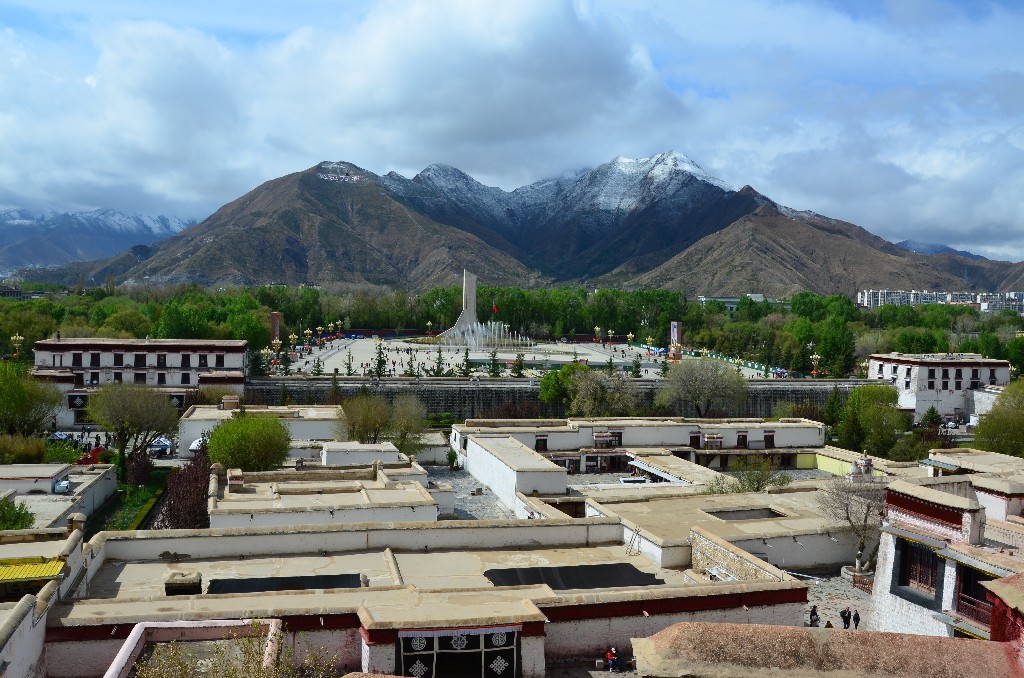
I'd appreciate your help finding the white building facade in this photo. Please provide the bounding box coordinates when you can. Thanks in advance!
[867,352,1010,422]
[31,338,248,428]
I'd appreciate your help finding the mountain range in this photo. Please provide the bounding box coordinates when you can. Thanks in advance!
[0,208,192,276]
[16,152,1024,296]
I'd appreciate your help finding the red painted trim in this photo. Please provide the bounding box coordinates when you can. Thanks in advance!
[520,621,546,637]
[887,490,964,527]
[361,627,399,645]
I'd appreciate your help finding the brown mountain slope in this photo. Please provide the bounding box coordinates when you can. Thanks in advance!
[30,163,538,290]
[625,204,1002,297]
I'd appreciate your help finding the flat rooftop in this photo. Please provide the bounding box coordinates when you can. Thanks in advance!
[215,479,435,512]
[870,351,1008,365]
[0,537,66,562]
[473,437,564,473]
[928,449,1024,475]
[593,491,845,543]
[182,405,341,422]
[80,544,694,603]
[0,464,71,480]
[627,450,726,485]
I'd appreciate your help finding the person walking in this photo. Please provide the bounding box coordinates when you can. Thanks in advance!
[808,605,820,627]
[840,607,851,629]
[852,610,861,630]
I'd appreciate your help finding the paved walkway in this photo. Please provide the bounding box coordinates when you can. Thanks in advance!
[805,573,875,630]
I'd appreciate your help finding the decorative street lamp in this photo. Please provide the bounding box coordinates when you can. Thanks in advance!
[646,335,653,347]
[10,333,23,358]
[316,325,324,338]
[810,353,822,377]
[272,338,282,354]
[608,329,614,344]
[260,347,272,375]
[426,321,433,336]
[304,328,312,343]
[627,332,634,345]
[328,322,335,334]
[288,333,298,351]
[594,326,601,342]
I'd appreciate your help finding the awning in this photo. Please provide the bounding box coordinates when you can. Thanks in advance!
[0,559,65,583]
[935,547,1015,578]
[919,459,960,471]
[880,525,947,550]
[932,611,990,640]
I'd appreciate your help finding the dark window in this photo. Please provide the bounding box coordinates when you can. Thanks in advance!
[905,380,911,390]
[942,380,949,390]
[198,354,209,368]
[71,353,82,367]
[610,431,622,447]
[181,373,191,385]
[181,353,191,368]
[900,542,938,593]
[955,368,962,379]
[955,381,962,390]
[134,354,145,367]
[156,354,167,368]
[877,364,883,374]
[928,381,935,390]
[991,369,997,379]
[113,372,122,384]
[215,354,225,368]
[535,437,548,452]
[157,373,166,385]
[942,368,949,379]
[736,433,748,449]
[972,368,979,379]
[114,353,124,367]
[89,372,99,384]
[905,367,911,378]
[134,373,146,384]
[928,368,936,379]
[90,352,100,367]
[764,433,775,448]
[689,433,701,448]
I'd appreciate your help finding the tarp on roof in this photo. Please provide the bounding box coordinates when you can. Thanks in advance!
[484,563,664,590]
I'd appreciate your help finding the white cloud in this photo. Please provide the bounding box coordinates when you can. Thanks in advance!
[0,0,1022,260]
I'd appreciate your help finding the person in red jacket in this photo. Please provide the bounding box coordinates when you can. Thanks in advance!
[606,646,621,672]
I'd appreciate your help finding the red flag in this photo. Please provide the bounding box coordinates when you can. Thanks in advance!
[493,302,498,315]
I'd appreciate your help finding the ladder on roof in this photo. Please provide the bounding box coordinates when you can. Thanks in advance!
[625,525,643,556]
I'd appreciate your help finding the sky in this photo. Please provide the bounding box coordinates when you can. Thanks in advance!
[1,0,1023,259]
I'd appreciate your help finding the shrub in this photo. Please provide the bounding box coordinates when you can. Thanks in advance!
[0,435,45,464]
[0,497,34,530]
[208,414,289,471]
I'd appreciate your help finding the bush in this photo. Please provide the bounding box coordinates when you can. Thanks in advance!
[208,414,289,471]
[126,452,154,487]
[0,435,45,464]
[0,497,34,530]
[45,441,83,464]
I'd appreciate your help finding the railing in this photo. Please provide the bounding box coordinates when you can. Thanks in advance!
[956,592,993,627]
[851,572,874,593]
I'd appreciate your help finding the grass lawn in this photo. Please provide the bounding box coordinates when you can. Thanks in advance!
[84,467,170,539]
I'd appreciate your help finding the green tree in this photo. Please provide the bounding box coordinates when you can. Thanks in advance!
[511,353,525,378]
[835,384,905,457]
[344,350,355,376]
[0,496,34,530]
[207,414,290,471]
[0,363,61,436]
[631,354,642,378]
[487,349,501,377]
[822,387,843,426]
[818,317,856,377]
[921,405,942,428]
[975,381,1024,457]
[372,341,387,377]
[538,362,591,410]
[459,348,472,378]
[655,360,748,417]
[86,383,180,482]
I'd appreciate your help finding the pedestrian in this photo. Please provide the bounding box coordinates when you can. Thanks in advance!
[606,646,621,673]
[808,605,820,627]
[840,607,851,629]
[852,610,860,630]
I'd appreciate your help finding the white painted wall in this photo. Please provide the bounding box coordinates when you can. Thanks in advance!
[209,504,433,529]
[871,533,956,636]
[361,636,396,674]
[733,532,863,571]
[0,596,47,678]
[520,635,545,678]
[462,438,566,511]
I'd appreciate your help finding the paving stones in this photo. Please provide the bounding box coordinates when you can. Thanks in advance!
[426,465,515,520]
[805,572,875,630]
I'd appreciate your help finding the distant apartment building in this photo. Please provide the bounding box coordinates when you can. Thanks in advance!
[867,352,1010,422]
[31,338,247,428]
[857,289,1024,312]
